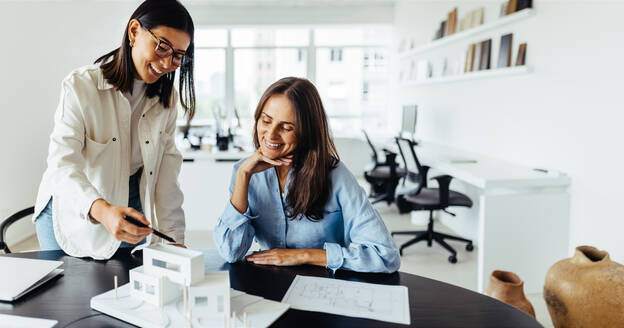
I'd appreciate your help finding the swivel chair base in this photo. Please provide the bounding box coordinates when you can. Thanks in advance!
[392,210,473,263]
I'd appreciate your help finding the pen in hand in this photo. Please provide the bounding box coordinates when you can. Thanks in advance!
[124,216,176,243]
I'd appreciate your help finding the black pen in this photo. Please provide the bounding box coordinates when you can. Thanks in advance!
[124,216,176,243]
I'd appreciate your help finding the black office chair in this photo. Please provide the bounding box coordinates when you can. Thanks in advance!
[0,206,34,254]
[362,130,406,204]
[391,138,473,263]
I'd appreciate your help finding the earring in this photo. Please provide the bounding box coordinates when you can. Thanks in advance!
[129,40,134,47]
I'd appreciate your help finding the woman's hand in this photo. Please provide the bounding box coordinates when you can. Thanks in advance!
[245,248,327,267]
[169,243,187,248]
[89,199,153,244]
[238,150,293,177]
[230,151,293,214]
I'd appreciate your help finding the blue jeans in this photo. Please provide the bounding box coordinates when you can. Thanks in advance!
[35,168,145,250]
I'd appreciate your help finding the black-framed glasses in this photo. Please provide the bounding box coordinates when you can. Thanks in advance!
[141,25,192,67]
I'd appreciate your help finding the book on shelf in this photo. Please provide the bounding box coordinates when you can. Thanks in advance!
[416,59,432,80]
[473,42,481,71]
[479,39,492,70]
[439,20,447,38]
[506,0,518,15]
[472,8,484,27]
[465,43,476,72]
[499,2,508,17]
[497,33,513,68]
[516,0,533,11]
[516,43,527,66]
[445,8,458,35]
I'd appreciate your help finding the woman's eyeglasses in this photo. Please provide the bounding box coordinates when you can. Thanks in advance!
[141,24,192,67]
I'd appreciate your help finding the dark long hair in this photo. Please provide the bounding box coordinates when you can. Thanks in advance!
[94,0,195,121]
[253,77,340,221]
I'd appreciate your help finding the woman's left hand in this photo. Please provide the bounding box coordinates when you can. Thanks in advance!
[245,249,307,266]
[245,248,327,267]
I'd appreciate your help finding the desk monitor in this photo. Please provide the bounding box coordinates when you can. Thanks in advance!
[401,105,417,138]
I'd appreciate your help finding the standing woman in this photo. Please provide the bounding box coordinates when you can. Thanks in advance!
[33,0,195,259]
[214,77,400,273]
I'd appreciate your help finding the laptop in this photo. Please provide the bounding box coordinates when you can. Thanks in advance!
[0,257,64,302]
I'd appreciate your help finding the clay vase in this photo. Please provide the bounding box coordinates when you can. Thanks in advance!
[485,270,535,318]
[544,245,624,328]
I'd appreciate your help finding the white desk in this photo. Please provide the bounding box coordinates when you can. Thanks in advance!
[393,141,570,293]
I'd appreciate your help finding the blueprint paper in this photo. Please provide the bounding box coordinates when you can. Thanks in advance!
[281,275,410,325]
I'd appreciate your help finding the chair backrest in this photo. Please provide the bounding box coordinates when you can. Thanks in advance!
[395,137,426,185]
[361,129,379,164]
[0,206,34,254]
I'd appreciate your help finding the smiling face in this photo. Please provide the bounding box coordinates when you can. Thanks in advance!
[128,19,190,84]
[256,94,298,160]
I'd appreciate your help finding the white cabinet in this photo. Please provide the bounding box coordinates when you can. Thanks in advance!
[179,152,250,247]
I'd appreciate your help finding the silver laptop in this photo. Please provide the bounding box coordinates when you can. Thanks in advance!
[0,257,64,302]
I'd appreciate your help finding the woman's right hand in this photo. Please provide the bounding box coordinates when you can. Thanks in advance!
[237,150,293,177]
[88,199,152,244]
[229,150,292,214]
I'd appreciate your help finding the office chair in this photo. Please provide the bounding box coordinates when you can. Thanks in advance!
[391,138,473,263]
[0,206,34,254]
[362,130,406,204]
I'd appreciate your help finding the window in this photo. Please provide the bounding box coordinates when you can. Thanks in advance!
[195,296,208,306]
[234,48,307,124]
[315,27,390,135]
[188,26,392,138]
[217,295,224,312]
[145,284,155,295]
[194,49,226,122]
[152,258,180,272]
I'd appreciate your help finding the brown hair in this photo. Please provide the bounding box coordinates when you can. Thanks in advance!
[94,0,196,121]
[253,77,339,221]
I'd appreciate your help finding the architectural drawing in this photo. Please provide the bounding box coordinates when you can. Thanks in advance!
[281,275,410,325]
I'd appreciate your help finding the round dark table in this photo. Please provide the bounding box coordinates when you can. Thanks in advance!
[0,249,542,327]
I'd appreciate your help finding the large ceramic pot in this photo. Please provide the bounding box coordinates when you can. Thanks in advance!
[544,245,624,327]
[485,270,535,317]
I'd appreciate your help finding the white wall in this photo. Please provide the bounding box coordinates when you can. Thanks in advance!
[394,1,624,262]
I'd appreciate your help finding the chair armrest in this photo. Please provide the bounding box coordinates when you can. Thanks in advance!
[419,166,430,187]
[430,175,453,206]
[1,206,34,253]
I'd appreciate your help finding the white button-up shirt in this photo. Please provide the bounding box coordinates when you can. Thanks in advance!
[34,64,185,259]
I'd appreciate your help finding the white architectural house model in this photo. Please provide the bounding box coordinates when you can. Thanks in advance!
[90,244,289,328]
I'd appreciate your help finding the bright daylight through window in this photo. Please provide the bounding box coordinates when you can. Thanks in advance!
[179,25,391,147]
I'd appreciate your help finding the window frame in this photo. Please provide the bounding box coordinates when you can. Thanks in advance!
[186,27,390,133]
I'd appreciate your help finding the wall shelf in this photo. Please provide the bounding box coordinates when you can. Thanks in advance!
[399,8,535,59]
[402,65,530,86]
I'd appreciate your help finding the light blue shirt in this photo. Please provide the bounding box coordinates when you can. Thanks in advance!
[213,159,400,273]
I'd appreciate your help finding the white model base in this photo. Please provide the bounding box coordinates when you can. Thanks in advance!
[91,284,289,328]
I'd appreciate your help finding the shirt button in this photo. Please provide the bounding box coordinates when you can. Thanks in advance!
[142,114,145,118]
[145,140,149,144]
[112,137,117,141]
[150,171,153,175]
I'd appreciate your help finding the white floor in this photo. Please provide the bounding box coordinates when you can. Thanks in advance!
[11,201,552,327]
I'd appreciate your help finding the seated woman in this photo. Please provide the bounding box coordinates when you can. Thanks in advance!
[214,77,400,273]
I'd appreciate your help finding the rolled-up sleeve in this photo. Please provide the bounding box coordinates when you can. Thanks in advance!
[324,165,401,273]
[213,163,258,263]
